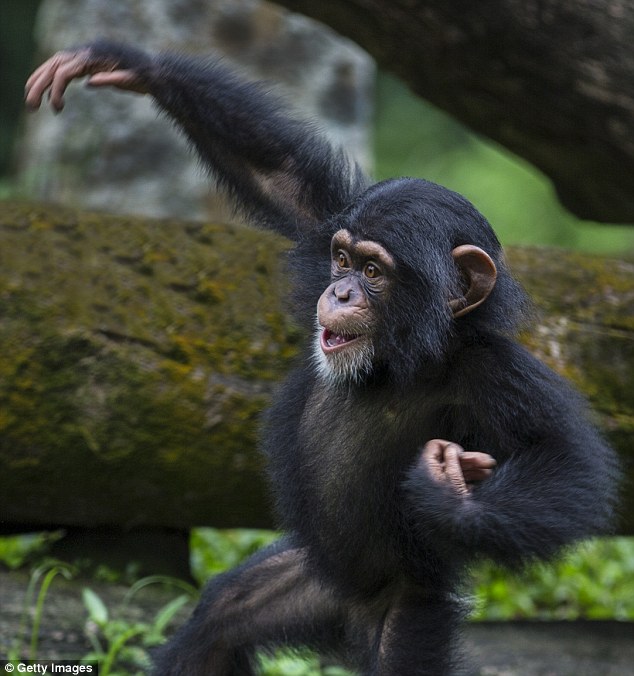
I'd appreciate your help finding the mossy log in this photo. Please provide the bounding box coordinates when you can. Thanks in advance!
[1,201,632,533]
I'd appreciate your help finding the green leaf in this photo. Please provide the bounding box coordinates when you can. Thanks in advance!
[82,587,109,626]
[153,594,191,636]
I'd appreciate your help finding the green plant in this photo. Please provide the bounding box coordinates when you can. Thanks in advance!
[471,537,634,621]
[0,531,64,569]
[190,528,279,584]
[258,649,353,676]
[7,561,75,661]
[81,578,196,676]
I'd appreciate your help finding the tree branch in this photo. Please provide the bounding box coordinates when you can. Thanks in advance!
[277,0,634,223]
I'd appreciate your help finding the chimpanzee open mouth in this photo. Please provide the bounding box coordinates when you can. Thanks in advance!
[320,328,362,353]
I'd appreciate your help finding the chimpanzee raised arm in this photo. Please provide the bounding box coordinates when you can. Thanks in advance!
[25,40,368,239]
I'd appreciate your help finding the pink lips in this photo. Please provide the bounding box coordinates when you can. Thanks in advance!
[320,328,361,353]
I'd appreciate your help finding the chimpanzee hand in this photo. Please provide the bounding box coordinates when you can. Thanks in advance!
[25,46,148,113]
[421,439,496,497]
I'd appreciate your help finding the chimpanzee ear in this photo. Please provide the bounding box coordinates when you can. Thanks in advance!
[448,245,497,318]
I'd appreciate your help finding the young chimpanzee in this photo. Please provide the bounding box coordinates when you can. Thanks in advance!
[26,42,620,675]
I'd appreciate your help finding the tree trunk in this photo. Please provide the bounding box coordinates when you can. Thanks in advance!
[275,0,634,224]
[0,202,632,532]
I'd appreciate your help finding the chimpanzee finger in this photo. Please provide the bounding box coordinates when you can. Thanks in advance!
[444,445,469,496]
[25,51,81,110]
[25,61,60,109]
[421,439,445,463]
[462,467,494,482]
[25,51,68,93]
[459,451,497,470]
[420,439,448,482]
[49,52,95,111]
[87,70,146,93]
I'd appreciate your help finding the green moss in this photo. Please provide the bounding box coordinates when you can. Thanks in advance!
[510,247,633,522]
[0,201,293,529]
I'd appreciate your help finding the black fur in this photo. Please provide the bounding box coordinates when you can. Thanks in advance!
[57,42,620,675]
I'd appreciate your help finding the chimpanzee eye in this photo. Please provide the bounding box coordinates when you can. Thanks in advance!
[364,262,381,279]
[337,251,350,269]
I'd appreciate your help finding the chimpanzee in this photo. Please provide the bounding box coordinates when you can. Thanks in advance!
[26,42,620,675]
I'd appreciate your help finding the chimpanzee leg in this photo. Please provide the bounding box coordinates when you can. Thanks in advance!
[371,587,462,676]
[152,537,346,676]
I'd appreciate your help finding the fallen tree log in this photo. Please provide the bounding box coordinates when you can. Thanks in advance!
[0,201,632,533]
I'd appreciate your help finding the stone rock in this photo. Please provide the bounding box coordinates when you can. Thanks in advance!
[17,0,374,221]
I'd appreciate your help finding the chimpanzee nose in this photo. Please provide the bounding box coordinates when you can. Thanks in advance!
[334,280,353,302]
